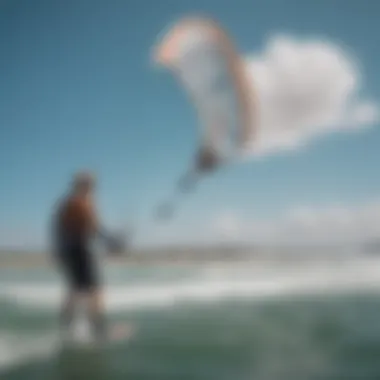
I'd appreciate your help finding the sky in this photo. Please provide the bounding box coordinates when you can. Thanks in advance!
[1,0,380,249]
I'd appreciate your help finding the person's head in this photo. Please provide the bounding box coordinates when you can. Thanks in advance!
[71,170,96,196]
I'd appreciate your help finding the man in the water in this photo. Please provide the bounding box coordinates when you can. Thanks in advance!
[52,171,106,342]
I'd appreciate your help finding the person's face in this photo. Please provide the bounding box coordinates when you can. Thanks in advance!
[77,180,95,195]
[86,181,96,194]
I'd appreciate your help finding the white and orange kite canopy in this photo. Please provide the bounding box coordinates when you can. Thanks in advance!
[153,16,255,162]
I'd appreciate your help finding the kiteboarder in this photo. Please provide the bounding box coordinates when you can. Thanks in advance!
[51,171,107,343]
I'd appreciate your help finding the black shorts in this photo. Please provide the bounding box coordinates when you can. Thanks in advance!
[56,240,99,291]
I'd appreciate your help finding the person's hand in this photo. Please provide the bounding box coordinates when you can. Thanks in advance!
[105,233,128,257]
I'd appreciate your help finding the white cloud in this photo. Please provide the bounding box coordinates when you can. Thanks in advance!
[349,101,379,126]
[242,35,379,156]
[212,200,380,245]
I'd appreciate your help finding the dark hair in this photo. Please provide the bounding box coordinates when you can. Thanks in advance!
[72,171,96,192]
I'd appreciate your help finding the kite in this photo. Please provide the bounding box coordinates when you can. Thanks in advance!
[152,16,256,220]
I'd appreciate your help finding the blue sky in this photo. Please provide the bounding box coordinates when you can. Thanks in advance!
[0,0,379,249]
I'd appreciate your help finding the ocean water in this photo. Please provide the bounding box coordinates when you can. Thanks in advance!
[1,256,380,379]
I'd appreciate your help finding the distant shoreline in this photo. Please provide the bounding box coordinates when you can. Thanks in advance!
[0,246,376,269]
[0,253,259,268]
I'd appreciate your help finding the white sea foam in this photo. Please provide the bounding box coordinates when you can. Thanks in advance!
[1,257,380,312]
[1,257,380,372]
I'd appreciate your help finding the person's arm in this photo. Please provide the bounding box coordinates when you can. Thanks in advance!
[82,199,116,251]
[85,202,111,241]
[82,197,100,236]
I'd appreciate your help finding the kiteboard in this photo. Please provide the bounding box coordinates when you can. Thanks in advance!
[107,322,136,343]
[62,321,136,349]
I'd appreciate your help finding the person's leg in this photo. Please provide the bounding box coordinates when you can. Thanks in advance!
[56,247,78,334]
[59,289,76,330]
[86,288,107,342]
[77,245,106,342]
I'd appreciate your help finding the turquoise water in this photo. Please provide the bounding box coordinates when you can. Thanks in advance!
[1,258,380,379]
